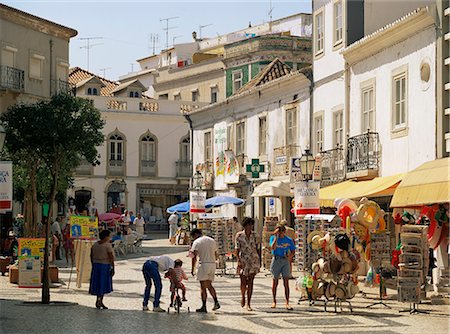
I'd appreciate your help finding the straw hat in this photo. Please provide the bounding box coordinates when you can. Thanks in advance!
[323,260,331,274]
[312,262,320,273]
[317,258,326,270]
[335,283,347,300]
[342,257,353,273]
[315,281,326,298]
[325,282,336,300]
[307,230,325,247]
[329,255,342,274]
[346,281,359,299]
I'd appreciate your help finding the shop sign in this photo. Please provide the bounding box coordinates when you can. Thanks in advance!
[290,157,302,182]
[275,156,287,165]
[213,122,227,190]
[313,154,322,181]
[70,215,99,239]
[190,190,206,213]
[18,256,41,288]
[294,181,320,216]
[0,161,12,211]
[246,158,265,179]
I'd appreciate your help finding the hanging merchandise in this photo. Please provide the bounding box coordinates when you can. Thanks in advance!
[262,217,278,270]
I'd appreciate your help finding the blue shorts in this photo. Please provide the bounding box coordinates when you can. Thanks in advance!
[270,256,290,279]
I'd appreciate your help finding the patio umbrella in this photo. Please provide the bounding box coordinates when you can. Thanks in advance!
[98,212,122,222]
[166,201,190,214]
[205,196,245,208]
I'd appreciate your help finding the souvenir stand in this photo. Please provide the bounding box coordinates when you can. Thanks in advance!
[197,214,238,275]
[397,224,429,314]
[262,217,278,270]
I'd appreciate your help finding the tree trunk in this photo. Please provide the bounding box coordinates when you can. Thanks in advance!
[23,187,33,238]
[31,164,39,238]
[42,167,58,304]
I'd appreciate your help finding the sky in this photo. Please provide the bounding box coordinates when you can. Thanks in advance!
[4,1,312,81]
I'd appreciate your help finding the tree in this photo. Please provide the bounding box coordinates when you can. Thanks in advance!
[1,93,104,303]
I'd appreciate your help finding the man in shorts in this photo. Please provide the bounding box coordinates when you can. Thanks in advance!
[269,222,295,310]
[190,228,220,313]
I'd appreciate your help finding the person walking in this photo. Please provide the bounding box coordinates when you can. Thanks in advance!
[51,218,62,260]
[269,222,295,310]
[235,217,260,311]
[281,219,296,279]
[134,213,145,236]
[142,255,177,312]
[89,230,115,310]
[168,212,179,245]
[190,228,220,313]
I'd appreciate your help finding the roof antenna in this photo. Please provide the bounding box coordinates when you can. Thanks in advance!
[79,37,103,71]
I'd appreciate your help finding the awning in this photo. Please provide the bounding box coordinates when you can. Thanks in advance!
[319,173,405,207]
[391,158,450,207]
[251,180,292,197]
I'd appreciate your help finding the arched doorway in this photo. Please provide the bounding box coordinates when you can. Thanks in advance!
[75,189,92,215]
[107,180,126,213]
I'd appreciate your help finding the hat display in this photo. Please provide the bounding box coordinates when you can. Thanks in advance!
[325,282,336,300]
[342,257,352,273]
[346,281,359,299]
[317,258,326,270]
[329,255,342,274]
[307,230,325,247]
[335,284,347,300]
[334,233,350,251]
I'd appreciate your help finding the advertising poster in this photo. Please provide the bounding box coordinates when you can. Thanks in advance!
[190,190,206,213]
[0,161,13,211]
[213,122,227,190]
[18,256,41,288]
[18,238,45,259]
[70,215,99,239]
[224,150,239,184]
[294,181,320,216]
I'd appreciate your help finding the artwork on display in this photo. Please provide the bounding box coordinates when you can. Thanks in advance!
[224,150,239,184]
[70,215,99,239]
[18,256,41,288]
[294,181,320,216]
[18,238,46,259]
[213,122,227,190]
[0,161,13,211]
[190,190,206,213]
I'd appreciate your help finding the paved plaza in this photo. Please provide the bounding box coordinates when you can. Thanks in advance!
[0,234,449,334]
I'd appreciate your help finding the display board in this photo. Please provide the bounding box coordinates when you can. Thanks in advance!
[370,232,391,268]
[70,215,99,239]
[18,238,45,259]
[18,256,41,288]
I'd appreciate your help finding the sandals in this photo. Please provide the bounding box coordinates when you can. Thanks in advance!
[285,304,293,311]
[247,305,253,311]
[271,303,276,308]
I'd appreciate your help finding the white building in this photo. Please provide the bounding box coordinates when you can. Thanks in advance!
[189,59,312,229]
[69,67,203,228]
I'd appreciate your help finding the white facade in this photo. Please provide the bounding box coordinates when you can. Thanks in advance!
[346,25,436,176]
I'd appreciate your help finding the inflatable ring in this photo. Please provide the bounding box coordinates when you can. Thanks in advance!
[356,199,381,230]
[377,217,386,231]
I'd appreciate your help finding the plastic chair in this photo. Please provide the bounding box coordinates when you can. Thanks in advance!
[112,239,125,256]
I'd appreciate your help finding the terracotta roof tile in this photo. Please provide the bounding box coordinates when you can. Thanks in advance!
[69,67,118,96]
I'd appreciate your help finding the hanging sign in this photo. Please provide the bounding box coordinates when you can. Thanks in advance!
[213,122,227,190]
[70,215,99,239]
[18,256,41,288]
[313,154,322,181]
[0,161,12,211]
[294,181,320,216]
[224,150,240,184]
[290,157,302,182]
[190,190,206,213]
[268,197,276,214]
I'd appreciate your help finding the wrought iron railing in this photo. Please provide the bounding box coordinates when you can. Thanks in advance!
[346,131,380,174]
[0,65,24,91]
[74,159,93,176]
[320,147,345,187]
[108,159,125,176]
[176,160,192,178]
[141,160,157,177]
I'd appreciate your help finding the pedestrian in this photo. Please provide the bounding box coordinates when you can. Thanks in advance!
[269,222,295,310]
[168,212,179,245]
[168,259,188,306]
[281,219,296,279]
[190,228,220,313]
[235,217,260,311]
[89,230,115,310]
[62,223,75,265]
[134,213,145,236]
[51,217,62,260]
[142,255,177,312]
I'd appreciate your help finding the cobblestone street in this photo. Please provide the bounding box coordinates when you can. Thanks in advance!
[0,234,449,334]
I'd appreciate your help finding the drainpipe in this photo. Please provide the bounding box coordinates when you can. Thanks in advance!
[183,113,194,189]
[309,73,314,152]
[49,39,53,97]
[344,61,350,171]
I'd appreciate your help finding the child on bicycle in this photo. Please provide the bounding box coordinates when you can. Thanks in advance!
[166,259,188,306]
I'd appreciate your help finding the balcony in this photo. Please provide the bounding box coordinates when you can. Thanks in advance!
[51,79,74,95]
[74,160,93,176]
[320,147,345,187]
[108,160,125,177]
[176,160,192,178]
[346,131,380,179]
[272,145,301,177]
[0,65,24,92]
[141,160,157,177]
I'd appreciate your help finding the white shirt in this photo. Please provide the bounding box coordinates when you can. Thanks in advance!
[134,217,145,227]
[150,255,175,272]
[168,213,178,226]
[51,221,61,236]
[192,236,217,264]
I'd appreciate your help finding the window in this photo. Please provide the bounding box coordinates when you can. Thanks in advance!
[314,115,324,154]
[259,116,267,156]
[192,90,199,102]
[129,91,134,98]
[210,87,218,103]
[392,71,407,129]
[92,88,98,96]
[29,53,44,79]
[314,10,324,55]
[227,124,234,150]
[232,70,243,93]
[1,46,16,67]
[141,134,156,162]
[87,88,92,95]
[158,94,168,100]
[109,134,124,161]
[333,110,344,147]
[134,92,139,98]
[236,121,246,155]
[286,107,297,145]
[180,135,190,162]
[173,93,181,100]
[362,85,375,131]
[333,1,343,45]
[204,131,212,162]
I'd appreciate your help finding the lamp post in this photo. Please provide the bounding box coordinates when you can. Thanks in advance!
[190,170,206,217]
[298,149,316,181]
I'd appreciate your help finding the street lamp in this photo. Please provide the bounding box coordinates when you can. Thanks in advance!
[299,149,316,181]
[0,123,6,152]
[192,171,203,190]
